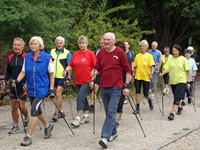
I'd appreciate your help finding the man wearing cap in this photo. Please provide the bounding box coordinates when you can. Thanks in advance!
[187,46,199,66]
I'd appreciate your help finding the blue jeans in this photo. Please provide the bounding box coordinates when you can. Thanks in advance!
[75,83,89,111]
[180,81,193,100]
[100,87,122,140]
[151,72,158,91]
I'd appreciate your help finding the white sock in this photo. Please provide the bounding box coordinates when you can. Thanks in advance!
[83,114,88,118]
[60,110,64,113]
[27,134,32,138]
[76,116,81,121]
[45,123,50,128]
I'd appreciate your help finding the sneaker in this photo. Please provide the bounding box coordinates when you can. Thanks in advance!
[71,118,80,127]
[133,107,140,114]
[80,116,89,124]
[166,87,170,95]
[44,124,54,139]
[58,111,65,119]
[109,133,118,142]
[188,98,191,104]
[182,101,185,106]
[148,99,154,110]
[177,107,183,115]
[89,105,94,113]
[99,138,108,148]
[168,113,175,120]
[20,136,32,146]
[163,88,167,95]
[24,118,29,132]
[8,124,20,134]
[52,112,58,122]
[151,94,155,100]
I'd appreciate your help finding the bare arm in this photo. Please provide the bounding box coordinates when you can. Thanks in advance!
[17,71,25,82]
[49,72,54,90]
[63,66,73,77]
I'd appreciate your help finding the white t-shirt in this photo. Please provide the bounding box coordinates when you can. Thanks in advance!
[22,59,54,73]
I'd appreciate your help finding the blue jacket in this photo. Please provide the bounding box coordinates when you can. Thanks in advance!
[25,50,51,98]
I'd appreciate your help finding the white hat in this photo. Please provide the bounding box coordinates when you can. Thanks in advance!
[187,46,194,51]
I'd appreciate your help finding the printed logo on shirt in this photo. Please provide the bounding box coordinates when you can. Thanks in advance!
[82,58,86,62]
[113,56,118,60]
[143,58,148,62]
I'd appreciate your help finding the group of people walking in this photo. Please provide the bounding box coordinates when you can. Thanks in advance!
[1,32,198,148]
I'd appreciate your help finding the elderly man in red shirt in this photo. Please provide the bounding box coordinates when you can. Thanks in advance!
[90,32,131,148]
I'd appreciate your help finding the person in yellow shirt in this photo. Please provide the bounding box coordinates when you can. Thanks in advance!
[161,47,172,95]
[159,45,190,120]
[132,40,155,114]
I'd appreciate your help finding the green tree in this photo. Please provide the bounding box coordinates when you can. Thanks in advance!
[71,0,154,54]
[132,0,200,50]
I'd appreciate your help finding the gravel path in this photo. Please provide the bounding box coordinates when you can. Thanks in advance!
[0,77,200,150]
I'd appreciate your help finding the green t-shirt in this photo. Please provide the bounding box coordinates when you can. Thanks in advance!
[163,56,191,85]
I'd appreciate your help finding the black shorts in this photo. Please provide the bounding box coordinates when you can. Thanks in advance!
[54,78,65,88]
[135,79,150,97]
[10,91,27,101]
[94,75,100,85]
[163,73,169,84]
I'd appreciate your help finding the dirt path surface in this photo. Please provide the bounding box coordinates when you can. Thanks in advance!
[1,77,200,150]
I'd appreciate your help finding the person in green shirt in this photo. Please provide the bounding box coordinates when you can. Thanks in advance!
[159,45,191,120]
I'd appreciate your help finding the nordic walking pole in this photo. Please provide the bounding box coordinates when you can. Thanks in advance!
[127,96,146,137]
[159,77,164,116]
[91,75,96,134]
[188,85,196,112]
[66,85,74,120]
[129,93,143,120]
[49,93,75,135]
[13,80,27,136]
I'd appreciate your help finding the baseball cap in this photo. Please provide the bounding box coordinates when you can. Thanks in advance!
[187,46,194,51]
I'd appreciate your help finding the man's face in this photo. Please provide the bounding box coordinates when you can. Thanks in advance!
[151,43,157,51]
[13,40,24,55]
[99,40,104,49]
[103,34,115,50]
[56,40,64,50]
[185,52,191,59]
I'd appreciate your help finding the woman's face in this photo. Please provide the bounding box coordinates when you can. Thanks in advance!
[124,42,130,50]
[172,48,179,57]
[140,44,147,53]
[79,41,88,51]
[164,51,169,56]
[56,40,64,50]
[30,40,40,52]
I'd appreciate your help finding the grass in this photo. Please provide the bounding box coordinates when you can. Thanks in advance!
[182,128,190,131]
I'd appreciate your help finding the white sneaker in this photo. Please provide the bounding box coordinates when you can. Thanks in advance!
[109,133,118,142]
[80,116,89,124]
[163,88,167,94]
[71,118,80,127]
[166,87,170,95]
[99,138,108,148]
[151,94,155,100]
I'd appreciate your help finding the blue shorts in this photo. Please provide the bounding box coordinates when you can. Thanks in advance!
[54,78,65,88]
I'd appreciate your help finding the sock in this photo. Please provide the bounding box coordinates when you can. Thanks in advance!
[27,134,32,138]
[14,124,18,127]
[45,123,50,129]
[76,116,81,121]
[136,104,140,109]
[83,114,88,118]
[25,118,29,122]
[60,110,64,113]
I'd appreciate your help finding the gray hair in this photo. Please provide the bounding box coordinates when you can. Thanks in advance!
[13,38,25,46]
[99,36,104,41]
[55,36,65,44]
[164,47,170,51]
[104,32,116,40]
[152,41,158,47]
[77,35,88,44]
[29,36,44,50]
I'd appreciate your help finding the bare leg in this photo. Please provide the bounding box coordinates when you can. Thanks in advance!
[55,86,64,113]
[19,100,29,120]
[11,99,19,124]
[27,117,38,136]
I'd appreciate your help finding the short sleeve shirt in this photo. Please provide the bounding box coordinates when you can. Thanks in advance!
[148,49,162,70]
[134,53,155,82]
[188,58,198,81]
[164,56,191,84]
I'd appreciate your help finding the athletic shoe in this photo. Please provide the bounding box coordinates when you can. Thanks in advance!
[58,111,65,119]
[24,118,29,132]
[44,124,54,139]
[166,87,170,95]
[177,107,183,115]
[163,88,167,95]
[71,118,80,127]
[89,105,94,113]
[133,107,140,114]
[168,113,175,120]
[80,116,89,124]
[182,101,185,106]
[99,138,108,148]
[148,99,154,110]
[109,133,118,142]
[8,124,20,134]
[151,94,155,100]
[52,112,58,122]
[20,136,32,146]
[188,98,191,104]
